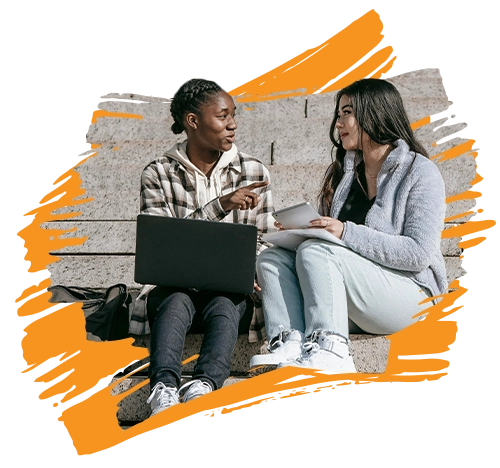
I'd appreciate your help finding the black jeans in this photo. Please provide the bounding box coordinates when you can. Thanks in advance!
[148,287,250,391]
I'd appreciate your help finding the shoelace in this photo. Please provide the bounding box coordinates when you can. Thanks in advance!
[268,325,286,352]
[303,331,348,359]
[147,383,179,407]
[301,341,321,360]
[179,380,212,401]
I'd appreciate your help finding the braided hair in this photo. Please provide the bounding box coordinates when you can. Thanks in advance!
[170,79,224,134]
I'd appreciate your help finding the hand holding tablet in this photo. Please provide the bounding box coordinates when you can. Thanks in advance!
[272,202,322,229]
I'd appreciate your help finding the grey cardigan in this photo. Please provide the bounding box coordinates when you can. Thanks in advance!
[324,139,447,298]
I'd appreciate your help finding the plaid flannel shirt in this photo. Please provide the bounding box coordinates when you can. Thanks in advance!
[129,146,275,343]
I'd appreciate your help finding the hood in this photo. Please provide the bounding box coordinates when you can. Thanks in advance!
[165,140,239,207]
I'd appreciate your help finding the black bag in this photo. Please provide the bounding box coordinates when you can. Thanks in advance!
[48,283,131,341]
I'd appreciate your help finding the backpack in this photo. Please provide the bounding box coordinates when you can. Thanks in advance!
[48,283,131,341]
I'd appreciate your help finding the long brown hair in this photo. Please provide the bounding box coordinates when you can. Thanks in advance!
[318,78,428,214]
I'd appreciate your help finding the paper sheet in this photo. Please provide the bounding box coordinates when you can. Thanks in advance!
[262,229,347,251]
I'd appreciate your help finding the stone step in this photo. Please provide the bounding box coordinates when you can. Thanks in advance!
[81,122,470,176]
[51,146,475,221]
[86,69,450,168]
[110,333,389,423]
[44,220,463,255]
[92,67,448,125]
[47,254,464,289]
[81,69,471,187]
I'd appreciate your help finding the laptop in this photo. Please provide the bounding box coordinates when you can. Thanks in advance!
[134,214,258,294]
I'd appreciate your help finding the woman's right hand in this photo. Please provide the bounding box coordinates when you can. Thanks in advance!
[274,221,284,231]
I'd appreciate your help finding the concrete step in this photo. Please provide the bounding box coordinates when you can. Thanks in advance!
[48,126,477,221]
[86,69,451,167]
[92,67,448,130]
[110,333,390,423]
[78,129,472,184]
[84,101,321,166]
[44,221,464,255]
[47,254,465,289]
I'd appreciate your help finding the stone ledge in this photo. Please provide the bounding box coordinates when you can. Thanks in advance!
[110,333,389,423]
[122,333,389,376]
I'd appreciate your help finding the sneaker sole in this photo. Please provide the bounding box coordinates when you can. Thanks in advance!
[278,359,357,374]
[247,364,278,376]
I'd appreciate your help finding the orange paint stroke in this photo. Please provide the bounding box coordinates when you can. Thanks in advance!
[181,354,199,365]
[430,139,474,162]
[58,263,487,455]
[230,10,394,101]
[458,237,486,249]
[444,211,475,223]
[446,190,481,204]
[319,45,398,94]
[21,300,148,403]
[14,278,56,319]
[17,8,498,456]
[18,159,93,272]
[91,110,143,124]
[471,172,483,185]
[441,220,495,238]
[410,116,431,130]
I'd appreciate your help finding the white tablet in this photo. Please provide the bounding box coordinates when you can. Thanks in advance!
[272,202,322,229]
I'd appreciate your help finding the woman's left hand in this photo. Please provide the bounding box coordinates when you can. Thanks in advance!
[309,216,344,239]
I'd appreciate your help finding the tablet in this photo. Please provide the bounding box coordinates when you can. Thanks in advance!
[272,202,322,229]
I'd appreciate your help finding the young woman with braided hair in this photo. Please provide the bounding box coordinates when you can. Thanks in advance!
[135,79,275,414]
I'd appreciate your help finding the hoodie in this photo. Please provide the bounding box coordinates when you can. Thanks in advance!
[166,141,238,208]
[132,141,275,341]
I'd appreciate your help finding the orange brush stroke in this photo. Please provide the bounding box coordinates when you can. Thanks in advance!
[431,139,475,162]
[442,220,495,238]
[91,110,143,124]
[229,8,397,102]
[459,237,486,249]
[471,172,483,185]
[410,116,431,130]
[17,9,497,456]
[18,159,92,272]
[446,190,481,204]
[444,211,475,223]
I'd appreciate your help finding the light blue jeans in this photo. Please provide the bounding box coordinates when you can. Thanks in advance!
[256,239,432,341]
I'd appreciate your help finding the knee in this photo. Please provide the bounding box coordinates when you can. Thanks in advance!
[204,296,240,324]
[297,239,343,260]
[297,238,327,251]
[150,292,195,331]
[257,246,290,274]
[256,246,277,268]
[158,292,193,317]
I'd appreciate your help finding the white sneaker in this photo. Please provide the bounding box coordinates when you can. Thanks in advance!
[249,328,304,375]
[147,382,180,415]
[179,379,213,402]
[279,331,357,374]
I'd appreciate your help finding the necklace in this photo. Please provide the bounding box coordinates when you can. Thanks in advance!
[355,166,377,200]
[355,169,369,199]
